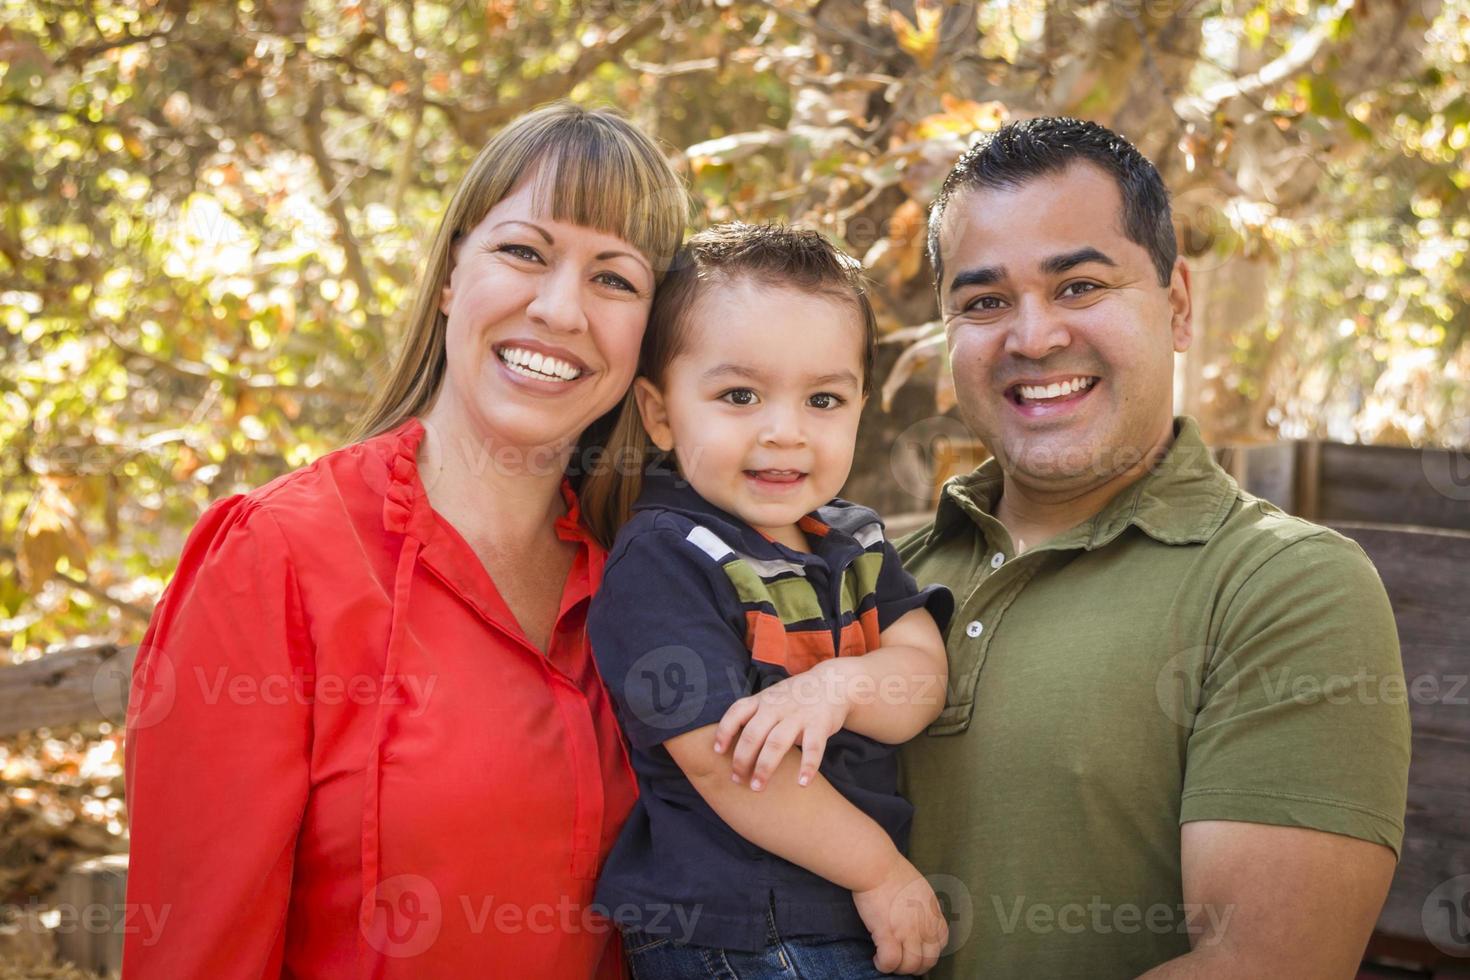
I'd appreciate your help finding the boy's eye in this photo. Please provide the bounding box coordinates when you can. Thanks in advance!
[720,388,759,406]
[808,392,845,410]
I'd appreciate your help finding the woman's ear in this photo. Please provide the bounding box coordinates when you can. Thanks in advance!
[439,235,464,318]
[633,377,675,452]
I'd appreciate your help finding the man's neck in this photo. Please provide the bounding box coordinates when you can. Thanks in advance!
[994,422,1177,554]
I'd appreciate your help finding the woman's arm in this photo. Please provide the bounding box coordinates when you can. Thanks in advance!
[123,497,312,979]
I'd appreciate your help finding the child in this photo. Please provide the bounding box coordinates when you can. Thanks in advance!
[582,224,955,978]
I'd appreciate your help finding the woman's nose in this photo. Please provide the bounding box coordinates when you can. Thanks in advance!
[1003,297,1071,360]
[525,266,588,335]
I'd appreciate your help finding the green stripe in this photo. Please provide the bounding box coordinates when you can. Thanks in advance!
[839,551,884,617]
[723,559,825,625]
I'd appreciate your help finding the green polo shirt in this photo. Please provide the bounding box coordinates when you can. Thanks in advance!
[897,417,1410,980]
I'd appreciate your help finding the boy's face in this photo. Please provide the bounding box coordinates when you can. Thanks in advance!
[634,278,868,547]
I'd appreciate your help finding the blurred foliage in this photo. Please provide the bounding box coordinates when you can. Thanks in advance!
[0,0,1466,659]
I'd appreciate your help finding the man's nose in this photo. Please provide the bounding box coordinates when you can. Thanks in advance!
[525,266,588,335]
[1003,297,1070,360]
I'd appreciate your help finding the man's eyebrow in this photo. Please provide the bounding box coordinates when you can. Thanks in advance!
[1040,247,1118,276]
[948,265,1006,294]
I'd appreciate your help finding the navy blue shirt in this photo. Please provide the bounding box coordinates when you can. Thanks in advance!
[588,472,953,951]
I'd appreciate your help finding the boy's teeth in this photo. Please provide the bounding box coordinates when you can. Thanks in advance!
[1017,377,1096,401]
[497,346,582,381]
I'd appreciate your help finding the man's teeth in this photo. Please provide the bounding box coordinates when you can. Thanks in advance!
[497,347,582,381]
[1017,377,1097,401]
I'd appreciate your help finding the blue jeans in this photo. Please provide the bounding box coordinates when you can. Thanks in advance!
[622,905,893,979]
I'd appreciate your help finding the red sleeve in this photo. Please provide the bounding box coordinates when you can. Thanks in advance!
[123,495,313,978]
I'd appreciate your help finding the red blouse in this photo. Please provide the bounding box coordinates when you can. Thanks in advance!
[124,418,637,978]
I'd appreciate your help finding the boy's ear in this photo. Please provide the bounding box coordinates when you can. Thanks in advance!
[632,378,675,452]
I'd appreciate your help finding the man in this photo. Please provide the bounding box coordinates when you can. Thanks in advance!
[898,117,1410,979]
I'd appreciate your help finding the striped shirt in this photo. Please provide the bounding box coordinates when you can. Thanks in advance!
[588,471,952,952]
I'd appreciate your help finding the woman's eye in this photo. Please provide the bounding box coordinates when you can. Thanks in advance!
[1061,281,1100,298]
[498,243,543,262]
[720,388,758,406]
[808,392,845,409]
[595,271,637,293]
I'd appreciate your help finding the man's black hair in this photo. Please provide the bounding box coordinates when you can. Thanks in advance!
[927,117,1177,289]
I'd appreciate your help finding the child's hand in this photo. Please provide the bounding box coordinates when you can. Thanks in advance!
[712,665,848,790]
[852,853,949,976]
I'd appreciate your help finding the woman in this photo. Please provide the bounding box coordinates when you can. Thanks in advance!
[123,102,687,978]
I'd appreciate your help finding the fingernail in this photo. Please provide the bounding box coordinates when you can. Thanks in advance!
[731,773,740,783]
[798,774,809,786]
[750,779,762,791]
[713,742,723,753]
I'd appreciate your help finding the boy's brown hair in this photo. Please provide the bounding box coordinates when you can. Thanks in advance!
[580,223,878,548]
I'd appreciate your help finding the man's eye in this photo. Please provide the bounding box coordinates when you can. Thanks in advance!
[1061,281,1099,297]
[809,392,845,409]
[965,295,1005,313]
[721,388,758,406]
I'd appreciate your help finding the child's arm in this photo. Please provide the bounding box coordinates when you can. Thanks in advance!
[714,606,948,788]
[667,723,947,976]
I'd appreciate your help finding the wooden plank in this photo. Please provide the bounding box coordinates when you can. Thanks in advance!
[1329,523,1470,955]
[50,854,128,975]
[1321,444,1470,532]
[0,643,137,737]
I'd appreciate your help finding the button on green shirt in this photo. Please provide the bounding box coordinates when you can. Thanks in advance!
[897,417,1410,980]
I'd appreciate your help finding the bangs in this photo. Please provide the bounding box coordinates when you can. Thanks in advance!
[523,126,687,282]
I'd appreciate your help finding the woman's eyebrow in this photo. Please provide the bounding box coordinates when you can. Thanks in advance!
[492,220,553,244]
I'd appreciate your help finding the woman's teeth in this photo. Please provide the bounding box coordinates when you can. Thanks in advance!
[1016,376,1097,402]
[498,346,583,382]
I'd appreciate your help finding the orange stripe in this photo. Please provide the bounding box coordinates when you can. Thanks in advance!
[858,606,881,653]
[745,610,842,674]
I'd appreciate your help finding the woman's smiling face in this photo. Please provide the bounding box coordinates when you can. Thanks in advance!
[433,173,656,465]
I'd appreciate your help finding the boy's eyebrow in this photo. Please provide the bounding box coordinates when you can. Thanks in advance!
[700,363,860,388]
[701,363,765,382]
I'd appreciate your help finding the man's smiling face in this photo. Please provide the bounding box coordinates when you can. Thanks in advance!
[937,161,1193,493]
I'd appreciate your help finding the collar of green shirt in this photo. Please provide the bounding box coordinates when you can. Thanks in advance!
[925,416,1238,554]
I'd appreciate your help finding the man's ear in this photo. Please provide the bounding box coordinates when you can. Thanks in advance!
[1168,257,1193,353]
[633,377,675,452]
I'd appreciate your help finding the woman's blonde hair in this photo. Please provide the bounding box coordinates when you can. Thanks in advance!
[579,223,878,549]
[351,102,688,443]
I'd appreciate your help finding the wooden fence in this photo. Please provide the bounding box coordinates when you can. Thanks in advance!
[1,437,1467,974]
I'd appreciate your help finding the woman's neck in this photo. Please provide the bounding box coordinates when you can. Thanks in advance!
[415,404,572,549]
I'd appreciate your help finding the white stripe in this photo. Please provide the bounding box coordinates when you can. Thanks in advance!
[853,522,884,549]
[685,525,734,562]
[737,554,808,579]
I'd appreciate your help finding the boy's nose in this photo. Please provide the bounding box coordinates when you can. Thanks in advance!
[757,405,806,447]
